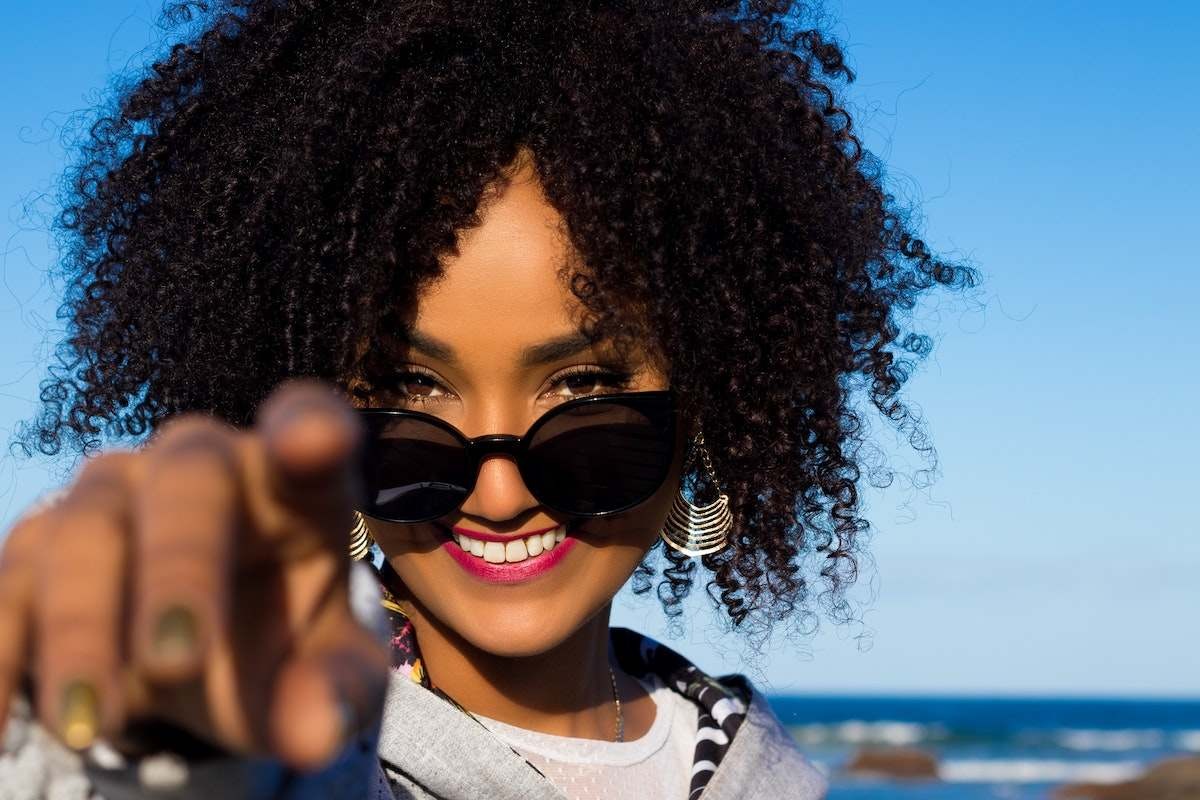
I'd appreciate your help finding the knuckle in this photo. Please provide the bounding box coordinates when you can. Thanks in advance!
[74,450,136,486]
[45,503,126,560]
[138,425,239,517]
[140,454,238,511]
[66,452,136,513]
[36,510,125,597]
[151,415,236,461]
[1,514,46,571]
[137,535,226,578]
[40,544,122,600]
[37,603,108,638]
[36,596,119,664]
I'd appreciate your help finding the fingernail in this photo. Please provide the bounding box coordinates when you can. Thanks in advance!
[59,680,100,750]
[153,605,198,662]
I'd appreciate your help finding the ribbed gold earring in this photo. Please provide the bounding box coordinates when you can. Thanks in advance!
[349,510,375,561]
[658,431,732,557]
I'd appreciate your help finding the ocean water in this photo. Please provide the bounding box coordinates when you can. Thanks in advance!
[768,695,1200,800]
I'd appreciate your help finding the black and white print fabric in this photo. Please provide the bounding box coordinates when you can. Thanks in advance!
[609,628,750,800]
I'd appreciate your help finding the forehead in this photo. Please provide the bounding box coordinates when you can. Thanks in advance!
[408,158,585,358]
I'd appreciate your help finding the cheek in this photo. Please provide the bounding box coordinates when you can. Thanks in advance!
[367,521,438,556]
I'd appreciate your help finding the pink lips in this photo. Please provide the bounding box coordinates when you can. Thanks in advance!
[441,529,577,584]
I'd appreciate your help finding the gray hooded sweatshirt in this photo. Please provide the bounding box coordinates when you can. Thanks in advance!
[0,564,828,800]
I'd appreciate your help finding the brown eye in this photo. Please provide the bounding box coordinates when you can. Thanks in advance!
[377,368,451,405]
[563,373,602,394]
[547,367,633,400]
[399,371,440,397]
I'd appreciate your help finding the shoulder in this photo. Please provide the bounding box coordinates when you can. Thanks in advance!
[609,627,828,800]
[705,681,828,800]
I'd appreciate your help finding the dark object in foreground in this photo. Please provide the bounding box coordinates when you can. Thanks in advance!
[1056,756,1200,799]
[843,747,940,780]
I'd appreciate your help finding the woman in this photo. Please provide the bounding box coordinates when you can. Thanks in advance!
[0,0,976,798]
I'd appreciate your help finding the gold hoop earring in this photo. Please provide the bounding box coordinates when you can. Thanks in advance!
[349,510,375,561]
[658,431,732,557]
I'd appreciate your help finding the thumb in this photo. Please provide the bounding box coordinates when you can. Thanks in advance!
[266,612,390,771]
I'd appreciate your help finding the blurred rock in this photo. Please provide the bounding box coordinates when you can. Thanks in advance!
[843,747,939,780]
[1056,755,1200,799]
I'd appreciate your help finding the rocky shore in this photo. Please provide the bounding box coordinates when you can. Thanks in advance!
[840,747,1200,799]
[1055,756,1200,800]
[843,747,940,780]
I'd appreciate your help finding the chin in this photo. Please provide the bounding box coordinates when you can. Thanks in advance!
[405,552,632,659]
[452,604,589,658]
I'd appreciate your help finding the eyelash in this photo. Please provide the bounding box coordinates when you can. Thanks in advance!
[384,364,634,406]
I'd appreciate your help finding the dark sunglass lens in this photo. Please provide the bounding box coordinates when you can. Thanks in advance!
[525,399,674,515]
[359,416,471,522]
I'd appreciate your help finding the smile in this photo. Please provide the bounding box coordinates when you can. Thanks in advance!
[453,526,567,563]
[439,524,577,584]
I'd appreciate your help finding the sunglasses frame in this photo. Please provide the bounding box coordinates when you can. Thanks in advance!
[355,389,679,524]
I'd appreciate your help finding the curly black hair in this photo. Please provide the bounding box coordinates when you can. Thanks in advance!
[19,0,977,634]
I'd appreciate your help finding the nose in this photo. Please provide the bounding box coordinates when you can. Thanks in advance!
[458,453,539,523]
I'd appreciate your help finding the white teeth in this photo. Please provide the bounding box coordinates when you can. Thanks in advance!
[505,539,529,563]
[483,541,506,564]
[454,525,567,563]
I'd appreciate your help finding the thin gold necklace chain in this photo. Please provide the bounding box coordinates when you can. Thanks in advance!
[609,664,624,743]
[431,662,625,743]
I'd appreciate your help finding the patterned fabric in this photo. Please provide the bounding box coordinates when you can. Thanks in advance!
[380,601,750,800]
[609,628,749,800]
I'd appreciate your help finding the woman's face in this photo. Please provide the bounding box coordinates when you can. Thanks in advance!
[364,152,686,658]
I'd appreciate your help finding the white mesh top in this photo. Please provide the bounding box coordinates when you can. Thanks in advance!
[473,673,700,800]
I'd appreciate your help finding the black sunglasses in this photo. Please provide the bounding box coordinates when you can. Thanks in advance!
[355,390,678,523]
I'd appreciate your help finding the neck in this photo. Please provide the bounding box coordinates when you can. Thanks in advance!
[401,594,620,739]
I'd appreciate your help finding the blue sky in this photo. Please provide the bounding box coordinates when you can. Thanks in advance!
[1,2,1197,697]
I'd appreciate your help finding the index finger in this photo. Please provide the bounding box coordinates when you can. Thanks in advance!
[247,380,363,559]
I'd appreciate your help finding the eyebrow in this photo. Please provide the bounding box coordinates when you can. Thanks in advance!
[403,328,599,369]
